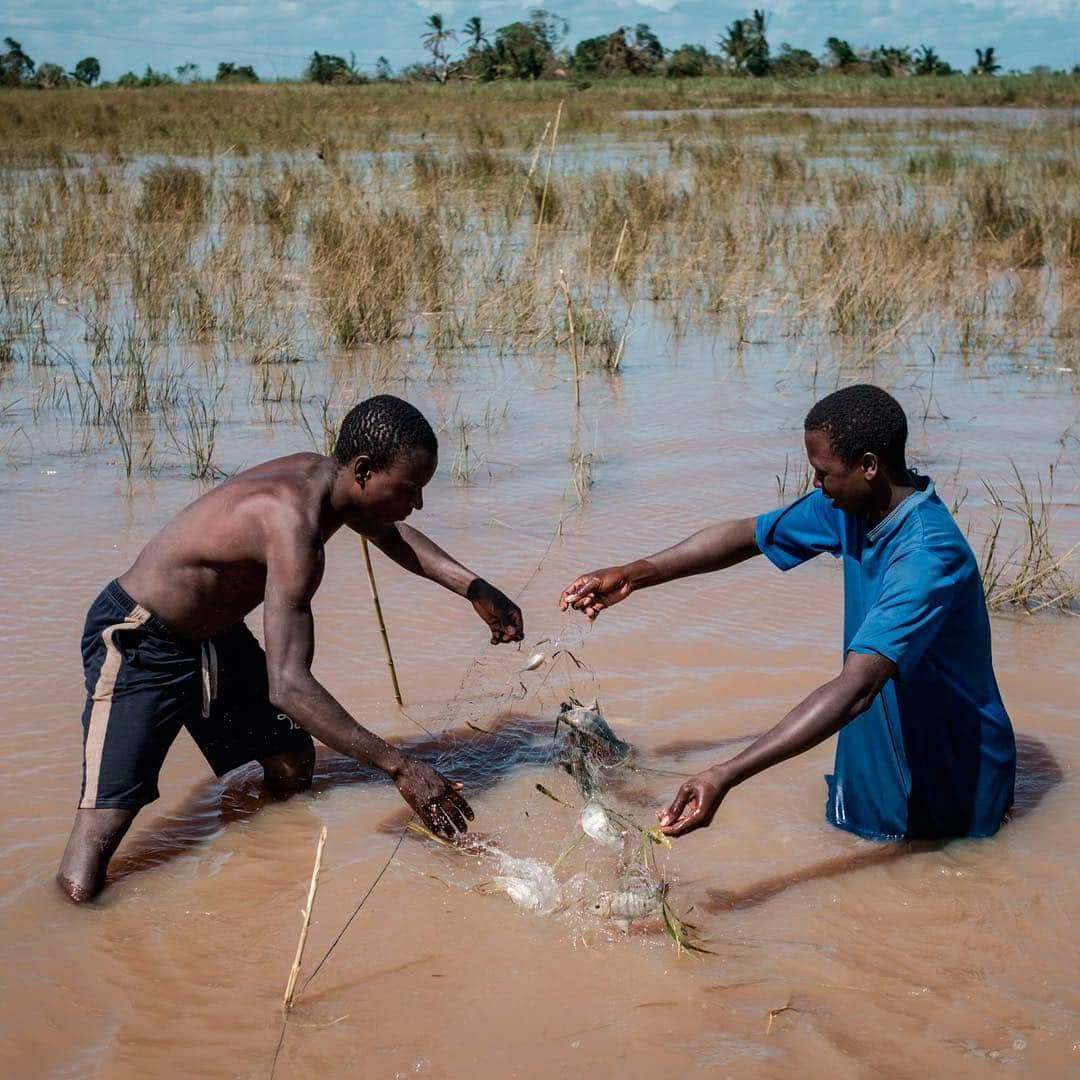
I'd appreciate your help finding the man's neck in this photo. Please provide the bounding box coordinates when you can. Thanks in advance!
[322,458,355,538]
[868,470,918,527]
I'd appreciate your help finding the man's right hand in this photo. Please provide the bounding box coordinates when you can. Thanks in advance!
[559,564,636,621]
[394,757,474,837]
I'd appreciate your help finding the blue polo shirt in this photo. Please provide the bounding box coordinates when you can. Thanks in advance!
[755,479,1015,841]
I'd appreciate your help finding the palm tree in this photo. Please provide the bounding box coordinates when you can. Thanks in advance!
[719,19,750,74]
[462,17,487,53]
[421,13,457,82]
[972,47,1001,76]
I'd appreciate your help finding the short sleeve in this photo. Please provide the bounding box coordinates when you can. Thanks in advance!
[847,552,954,679]
[755,490,844,571]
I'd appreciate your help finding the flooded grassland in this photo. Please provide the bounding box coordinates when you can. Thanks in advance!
[0,104,1077,1077]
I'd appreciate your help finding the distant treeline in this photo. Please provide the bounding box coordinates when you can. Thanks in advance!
[3,9,1079,90]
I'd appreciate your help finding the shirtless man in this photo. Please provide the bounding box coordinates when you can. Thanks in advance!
[58,395,523,903]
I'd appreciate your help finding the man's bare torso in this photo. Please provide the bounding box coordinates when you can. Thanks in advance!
[119,453,339,639]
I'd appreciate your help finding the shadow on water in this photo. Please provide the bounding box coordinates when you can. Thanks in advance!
[108,723,1064,894]
[107,714,555,885]
[702,733,1064,915]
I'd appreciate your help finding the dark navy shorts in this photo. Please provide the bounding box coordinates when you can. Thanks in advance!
[78,580,313,810]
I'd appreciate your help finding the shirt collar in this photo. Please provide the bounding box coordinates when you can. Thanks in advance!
[866,476,934,545]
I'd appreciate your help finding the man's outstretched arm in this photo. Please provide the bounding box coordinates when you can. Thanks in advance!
[560,516,761,620]
[263,517,473,836]
[361,522,523,644]
[658,651,896,837]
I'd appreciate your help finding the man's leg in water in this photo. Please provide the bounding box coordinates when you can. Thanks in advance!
[66,582,198,905]
[261,743,316,799]
[57,807,138,903]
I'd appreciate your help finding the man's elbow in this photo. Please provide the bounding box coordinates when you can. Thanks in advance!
[267,669,311,715]
[841,662,895,719]
[846,688,880,720]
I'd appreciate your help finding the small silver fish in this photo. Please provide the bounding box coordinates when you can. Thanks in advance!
[489,854,561,914]
[522,652,546,672]
[556,701,633,800]
[591,866,667,931]
[492,875,547,910]
[557,702,632,761]
[580,800,625,851]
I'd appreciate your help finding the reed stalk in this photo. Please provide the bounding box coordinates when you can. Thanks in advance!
[509,120,551,227]
[533,100,562,260]
[282,825,328,1011]
[558,270,581,408]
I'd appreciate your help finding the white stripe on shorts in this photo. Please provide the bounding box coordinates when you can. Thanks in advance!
[80,604,152,809]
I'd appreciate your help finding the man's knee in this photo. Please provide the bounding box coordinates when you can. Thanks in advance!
[261,745,315,798]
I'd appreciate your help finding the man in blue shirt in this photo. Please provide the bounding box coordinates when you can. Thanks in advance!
[560,384,1016,842]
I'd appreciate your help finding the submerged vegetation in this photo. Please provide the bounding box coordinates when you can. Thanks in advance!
[0,94,1076,610]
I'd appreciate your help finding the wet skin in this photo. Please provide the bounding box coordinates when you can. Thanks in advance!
[559,428,912,838]
[58,447,523,902]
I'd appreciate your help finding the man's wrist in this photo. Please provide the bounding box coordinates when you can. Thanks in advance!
[378,746,408,779]
[626,559,662,590]
[706,761,736,791]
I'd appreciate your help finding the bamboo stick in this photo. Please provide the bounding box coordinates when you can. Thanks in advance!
[360,536,404,706]
[283,825,328,1011]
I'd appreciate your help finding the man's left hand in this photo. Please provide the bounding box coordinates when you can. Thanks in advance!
[657,765,730,837]
[466,578,524,644]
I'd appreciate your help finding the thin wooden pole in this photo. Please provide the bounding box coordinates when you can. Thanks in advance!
[361,537,404,707]
[283,825,328,1011]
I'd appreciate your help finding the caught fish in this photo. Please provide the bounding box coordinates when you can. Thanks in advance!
[522,652,546,672]
[591,865,668,932]
[492,876,548,910]
[580,800,625,851]
[556,700,633,800]
[489,853,561,915]
[557,701,632,761]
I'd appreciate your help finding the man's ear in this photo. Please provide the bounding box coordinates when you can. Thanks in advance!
[353,454,372,488]
[861,452,879,481]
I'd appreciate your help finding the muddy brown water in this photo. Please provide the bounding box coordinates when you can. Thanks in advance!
[2,294,1079,1072]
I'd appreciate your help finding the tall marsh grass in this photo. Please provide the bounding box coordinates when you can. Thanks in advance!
[0,95,1076,602]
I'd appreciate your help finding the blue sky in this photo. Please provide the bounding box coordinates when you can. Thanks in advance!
[4,1,1078,80]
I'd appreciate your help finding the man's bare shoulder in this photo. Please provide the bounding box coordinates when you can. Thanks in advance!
[157,453,332,554]
[203,453,327,507]
[209,453,331,536]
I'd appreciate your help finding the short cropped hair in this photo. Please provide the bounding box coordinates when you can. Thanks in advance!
[333,395,437,470]
[804,384,908,479]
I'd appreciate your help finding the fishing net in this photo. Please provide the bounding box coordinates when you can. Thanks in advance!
[274,539,706,1074]
[378,597,699,945]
